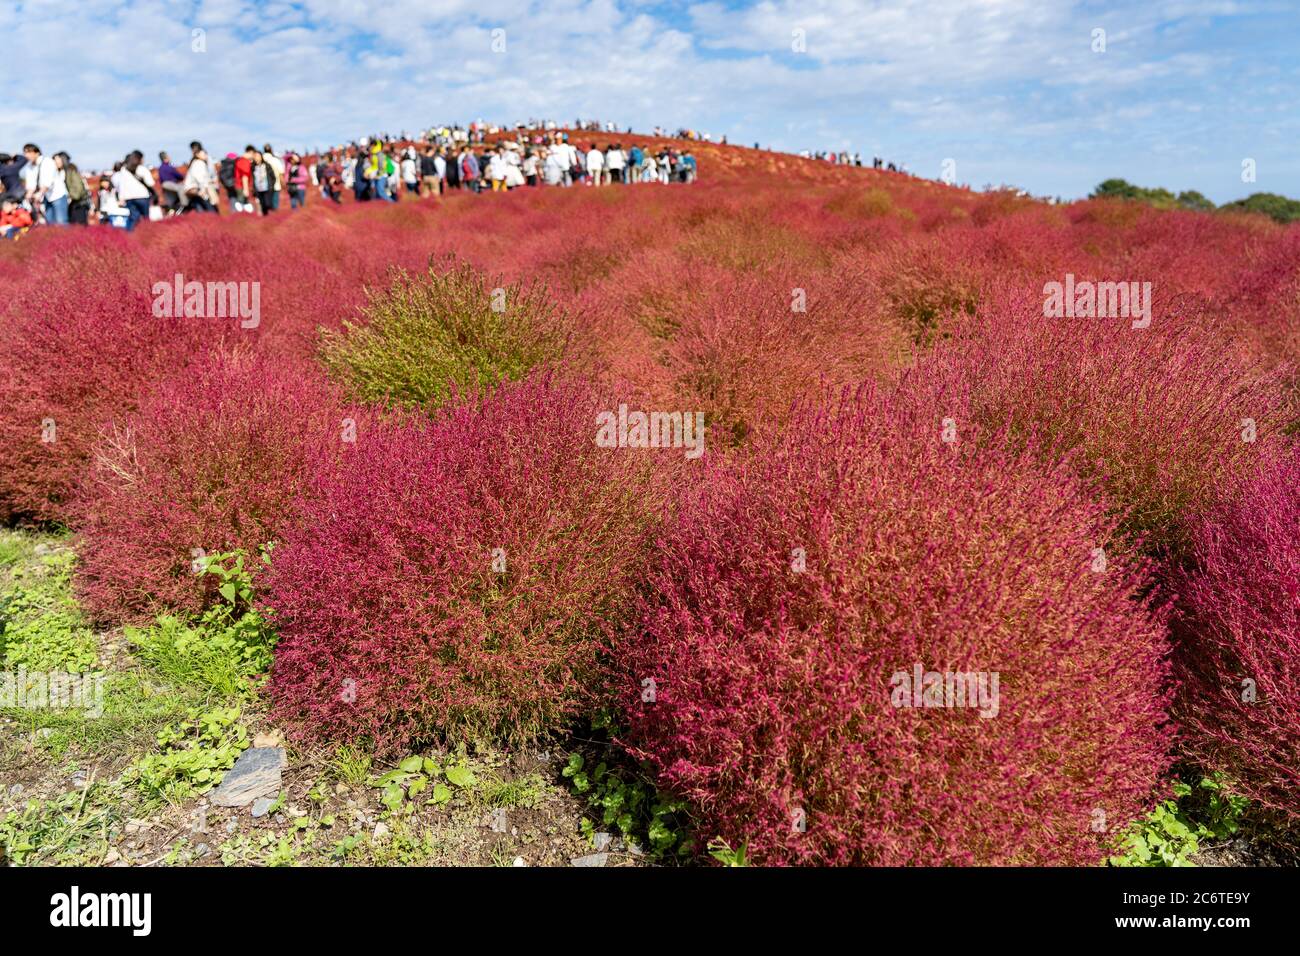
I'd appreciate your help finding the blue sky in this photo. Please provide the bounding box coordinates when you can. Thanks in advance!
[4,0,1297,202]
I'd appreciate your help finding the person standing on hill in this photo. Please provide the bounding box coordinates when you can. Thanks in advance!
[585,143,604,186]
[23,144,68,225]
[218,152,241,211]
[0,153,27,202]
[628,143,643,183]
[235,146,257,212]
[56,152,91,224]
[285,153,310,208]
[250,150,275,214]
[126,150,159,208]
[486,144,508,193]
[419,146,439,196]
[262,144,285,211]
[353,148,371,201]
[459,146,480,192]
[183,141,218,213]
[606,143,625,184]
[111,153,153,229]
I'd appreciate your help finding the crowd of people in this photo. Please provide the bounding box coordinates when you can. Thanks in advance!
[1,116,913,239]
[0,123,703,237]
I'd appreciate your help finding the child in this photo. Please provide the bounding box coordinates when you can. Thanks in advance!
[0,197,33,239]
[97,178,131,229]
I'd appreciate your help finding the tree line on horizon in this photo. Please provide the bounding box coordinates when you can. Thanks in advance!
[1091,178,1300,224]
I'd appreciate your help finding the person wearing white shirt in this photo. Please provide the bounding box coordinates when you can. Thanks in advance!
[543,148,565,186]
[111,155,153,230]
[96,176,130,228]
[487,146,509,192]
[262,144,285,210]
[22,144,68,225]
[585,145,605,186]
[182,141,219,213]
[605,145,626,184]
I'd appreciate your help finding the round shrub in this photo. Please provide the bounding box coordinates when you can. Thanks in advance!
[904,292,1289,557]
[615,384,1172,866]
[1175,448,1300,819]
[319,259,572,410]
[0,233,214,524]
[72,350,351,624]
[265,372,664,752]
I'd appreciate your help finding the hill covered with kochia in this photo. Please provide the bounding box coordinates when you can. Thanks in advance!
[1,130,1298,865]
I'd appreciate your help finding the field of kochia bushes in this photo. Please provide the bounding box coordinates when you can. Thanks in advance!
[2,136,1298,865]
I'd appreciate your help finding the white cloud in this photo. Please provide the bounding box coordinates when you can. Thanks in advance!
[2,0,1294,202]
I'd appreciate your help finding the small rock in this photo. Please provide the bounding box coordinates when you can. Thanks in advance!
[592,832,613,852]
[373,822,390,840]
[7,784,22,797]
[250,797,274,819]
[70,770,88,790]
[209,747,286,808]
[34,543,50,556]
[195,843,210,858]
[252,731,282,749]
[335,783,350,795]
[489,809,508,833]
[571,852,609,867]
[124,819,148,835]
[103,848,120,864]
[225,819,238,834]
[512,856,526,867]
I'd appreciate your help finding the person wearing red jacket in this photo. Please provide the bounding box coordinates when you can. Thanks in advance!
[234,145,255,213]
[0,196,33,239]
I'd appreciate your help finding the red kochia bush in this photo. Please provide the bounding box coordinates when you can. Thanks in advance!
[73,350,350,624]
[265,372,664,751]
[0,234,215,524]
[1175,448,1300,819]
[905,288,1289,557]
[616,384,1171,865]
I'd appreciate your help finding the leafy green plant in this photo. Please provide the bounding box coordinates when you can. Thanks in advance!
[125,549,276,698]
[707,837,750,867]
[0,550,97,673]
[128,706,250,803]
[563,752,692,858]
[0,781,120,866]
[1109,775,1250,867]
[329,743,373,787]
[371,754,477,814]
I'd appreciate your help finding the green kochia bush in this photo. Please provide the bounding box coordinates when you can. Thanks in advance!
[320,260,571,411]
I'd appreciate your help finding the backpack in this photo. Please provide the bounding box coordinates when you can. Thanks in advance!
[219,157,237,189]
[65,166,88,203]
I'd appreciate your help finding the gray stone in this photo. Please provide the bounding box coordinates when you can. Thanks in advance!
[571,852,609,867]
[489,808,509,833]
[250,797,274,818]
[592,831,613,852]
[209,747,285,807]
